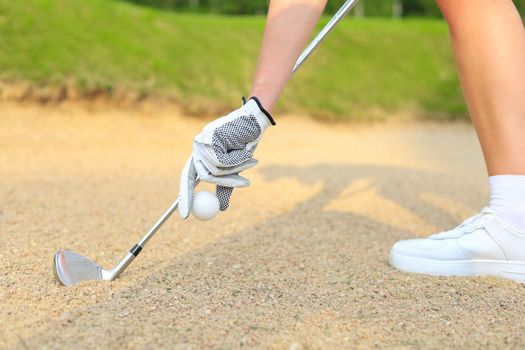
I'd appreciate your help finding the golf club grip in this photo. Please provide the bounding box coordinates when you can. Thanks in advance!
[293,0,358,73]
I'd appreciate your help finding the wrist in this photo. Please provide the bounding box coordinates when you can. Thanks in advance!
[248,82,279,114]
[243,96,276,126]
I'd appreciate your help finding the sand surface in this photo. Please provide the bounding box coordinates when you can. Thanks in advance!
[2,103,525,349]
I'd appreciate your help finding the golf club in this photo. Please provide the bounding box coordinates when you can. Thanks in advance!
[53,0,359,286]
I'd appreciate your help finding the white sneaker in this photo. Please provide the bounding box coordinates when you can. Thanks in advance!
[389,207,525,283]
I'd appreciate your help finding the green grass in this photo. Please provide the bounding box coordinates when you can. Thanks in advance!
[0,0,466,120]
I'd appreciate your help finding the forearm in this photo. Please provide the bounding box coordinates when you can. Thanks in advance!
[249,0,327,112]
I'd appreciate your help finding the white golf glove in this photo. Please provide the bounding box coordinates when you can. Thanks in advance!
[178,96,275,218]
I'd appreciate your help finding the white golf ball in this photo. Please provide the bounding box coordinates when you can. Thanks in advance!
[192,191,220,221]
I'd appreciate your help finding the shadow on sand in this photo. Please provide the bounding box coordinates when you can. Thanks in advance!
[21,163,510,349]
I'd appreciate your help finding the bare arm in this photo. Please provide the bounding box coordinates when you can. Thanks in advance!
[249,0,328,113]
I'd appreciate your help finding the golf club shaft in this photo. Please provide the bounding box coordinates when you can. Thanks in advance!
[292,0,358,73]
[106,198,181,279]
[108,180,201,279]
[110,1,357,279]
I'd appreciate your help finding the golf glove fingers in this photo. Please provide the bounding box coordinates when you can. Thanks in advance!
[192,141,258,180]
[193,156,251,188]
[178,156,198,219]
[178,156,236,218]
[216,185,234,211]
[177,157,250,216]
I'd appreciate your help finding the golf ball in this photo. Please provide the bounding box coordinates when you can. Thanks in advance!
[192,191,220,221]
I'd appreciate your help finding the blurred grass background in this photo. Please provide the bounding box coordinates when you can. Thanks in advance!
[0,0,503,120]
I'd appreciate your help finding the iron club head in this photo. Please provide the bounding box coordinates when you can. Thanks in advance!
[53,250,105,286]
[53,249,134,286]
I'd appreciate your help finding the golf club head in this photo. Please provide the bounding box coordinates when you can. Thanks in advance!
[53,249,103,286]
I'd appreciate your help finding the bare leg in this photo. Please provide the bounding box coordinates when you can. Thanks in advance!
[249,0,327,113]
[437,0,525,175]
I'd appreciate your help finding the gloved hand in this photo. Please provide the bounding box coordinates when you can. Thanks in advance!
[178,96,275,218]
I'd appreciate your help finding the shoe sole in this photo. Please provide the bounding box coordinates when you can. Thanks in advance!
[390,253,525,283]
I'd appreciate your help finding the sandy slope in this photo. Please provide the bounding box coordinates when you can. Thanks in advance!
[1,102,525,349]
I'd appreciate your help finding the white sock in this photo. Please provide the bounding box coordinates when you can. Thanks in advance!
[489,175,525,232]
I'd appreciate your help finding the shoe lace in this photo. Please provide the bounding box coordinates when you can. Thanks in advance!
[429,207,493,240]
